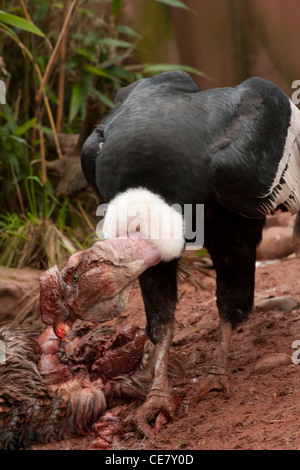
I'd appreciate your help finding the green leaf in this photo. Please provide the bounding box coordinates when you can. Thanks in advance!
[9,155,20,176]
[83,30,99,45]
[14,117,37,137]
[112,0,122,16]
[155,0,189,9]
[74,47,97,62]
[25,176,44,188]
[0,10,45,37]
[6,230,29,241]
[98,38,135,49]
[108,66,132,81]
[69,83,83,123]
[34,1,49,22]
[41,125,53,134]
[93,90,115,109]
[77,7,98,19]
[56,197,68,230]
[196,248,209,257]
[116,24,142,39]
[143,63,205,77]
[99,52,132,69]
[82,65,115,79]
[5,134,27,146]
[1,103,17,133]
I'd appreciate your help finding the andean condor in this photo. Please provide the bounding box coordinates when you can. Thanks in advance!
[40,71,300,436]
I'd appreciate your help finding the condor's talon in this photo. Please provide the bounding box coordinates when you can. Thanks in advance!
[189,318,233,406]
[123,392,175,438]
[190,370,231,407]
[143,392,175,422]
[123,410,153,439]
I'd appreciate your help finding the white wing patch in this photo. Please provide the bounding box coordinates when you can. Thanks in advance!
[258,100,300,215]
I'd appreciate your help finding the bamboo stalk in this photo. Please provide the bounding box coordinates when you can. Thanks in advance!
[56,0,69,132]
[42,89,63,159]
[19,0,32,22]
[10,160,25,214]
[19,0,53,52]
[0,27,63,159]
[39,119,47,186]
[13,88,22,122]
[35,0,79,105]
[76,200,95,231]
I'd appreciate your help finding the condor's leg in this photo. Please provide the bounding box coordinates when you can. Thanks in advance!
[192,208,265,404]
[133,259,178,436]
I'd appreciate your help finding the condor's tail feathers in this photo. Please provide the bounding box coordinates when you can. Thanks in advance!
[258,100,300,215]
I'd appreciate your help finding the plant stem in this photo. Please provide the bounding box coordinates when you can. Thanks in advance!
[20,0,53,53]
[38,119,47,186]
[0,26,63,158]
[76,200,94,231]
[56,0,69,132]
[35,0,79,105]
[10,161,25,214]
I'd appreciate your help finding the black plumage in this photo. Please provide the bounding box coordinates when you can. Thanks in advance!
[81,71,300,433]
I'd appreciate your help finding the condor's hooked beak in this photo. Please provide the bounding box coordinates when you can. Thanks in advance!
[39,237,162,342]
[39,266,75,341]
[52,308,75,342]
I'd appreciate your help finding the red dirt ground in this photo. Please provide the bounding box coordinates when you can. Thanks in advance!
[30,250,300,451]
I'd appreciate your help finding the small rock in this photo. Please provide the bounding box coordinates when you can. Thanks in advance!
[255,295,299,313]
[265,213,296,229]
[256,226,294,260]
[251,353,292,373]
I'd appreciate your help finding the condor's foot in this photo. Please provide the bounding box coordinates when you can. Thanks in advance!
[123,320,179,437]
[124,388,174,438]
[190,366,231,407]
[190,318,232,407]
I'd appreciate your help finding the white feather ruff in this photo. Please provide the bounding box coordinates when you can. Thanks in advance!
[259,100,300,215]
[102,188,185,261]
